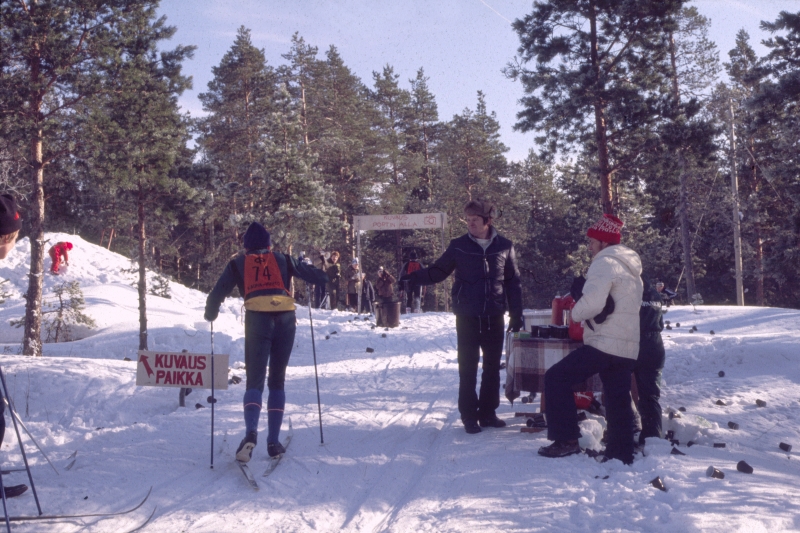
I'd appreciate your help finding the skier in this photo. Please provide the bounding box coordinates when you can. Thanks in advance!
[400,200,523,434]
[204,222,328,463]
[399,251,423,312]
[0,194,28,498]
[538,214,642,464]
[48,241,73,274]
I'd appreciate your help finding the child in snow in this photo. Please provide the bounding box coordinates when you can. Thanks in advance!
[204,222,328,463]
[0,194,28,498]
[48,241,73,274]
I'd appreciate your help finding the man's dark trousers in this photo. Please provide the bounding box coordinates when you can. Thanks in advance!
[456,315,505,422]
[634,332,665,440]
[544,345,636,463]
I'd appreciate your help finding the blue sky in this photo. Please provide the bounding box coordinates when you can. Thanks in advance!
[158,0,798,163]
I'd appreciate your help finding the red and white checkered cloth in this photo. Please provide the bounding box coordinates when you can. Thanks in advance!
[504,333,603,403]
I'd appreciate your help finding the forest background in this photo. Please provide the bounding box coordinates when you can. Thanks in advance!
[2,0,800,356]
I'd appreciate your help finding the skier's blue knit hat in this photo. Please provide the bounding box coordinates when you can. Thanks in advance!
[243,222,271,250]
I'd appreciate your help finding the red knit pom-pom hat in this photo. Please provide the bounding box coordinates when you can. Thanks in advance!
[587,213,624,245]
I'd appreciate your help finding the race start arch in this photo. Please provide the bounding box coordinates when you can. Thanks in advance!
[352,213,448,313]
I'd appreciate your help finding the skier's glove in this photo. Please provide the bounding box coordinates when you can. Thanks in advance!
[507,315,523,333]
[204,307,218,322]
[570,275,586,301]
[593,295,615,324]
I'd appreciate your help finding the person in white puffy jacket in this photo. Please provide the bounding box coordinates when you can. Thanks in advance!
[538,214,643,464]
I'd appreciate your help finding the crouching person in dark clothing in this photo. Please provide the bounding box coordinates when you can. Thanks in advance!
[539,214,642,464]
[635,277,666,443]
[204,222,328,462]
[400,200,523,434]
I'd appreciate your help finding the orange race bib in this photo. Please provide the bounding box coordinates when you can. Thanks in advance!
[244,253,288,298]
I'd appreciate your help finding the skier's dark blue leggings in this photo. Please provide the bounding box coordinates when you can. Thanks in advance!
[243,310,296,443]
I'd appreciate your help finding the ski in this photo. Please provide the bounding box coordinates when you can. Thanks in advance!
[123,505,157,533]
[64,450,78,471]
[9,486,152,522]
[263,418,293,477]
[236,460,259,491]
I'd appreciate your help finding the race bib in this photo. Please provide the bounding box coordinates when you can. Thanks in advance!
[244,253,287,298]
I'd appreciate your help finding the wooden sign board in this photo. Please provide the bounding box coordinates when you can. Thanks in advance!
[136,351,229,390]
[353,213,446,231]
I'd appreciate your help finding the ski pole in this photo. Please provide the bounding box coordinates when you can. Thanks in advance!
[209,322,215,469]
[306,285,325,444]
[0,364,42,517]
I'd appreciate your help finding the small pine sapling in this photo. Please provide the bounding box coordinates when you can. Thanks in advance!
[149,272,172,299]
[42,281,97,343]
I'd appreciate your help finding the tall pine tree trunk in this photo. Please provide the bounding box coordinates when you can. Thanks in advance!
[678,163,697,302]
[668,32,697,302]
[137,184,148,351]
[589,0,613,215]
[23,129,45,357]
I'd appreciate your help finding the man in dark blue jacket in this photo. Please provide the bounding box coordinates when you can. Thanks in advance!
[401,200,523,434]
[204,222,328,462]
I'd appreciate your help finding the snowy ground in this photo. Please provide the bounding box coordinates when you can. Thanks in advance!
[0,235,799,532]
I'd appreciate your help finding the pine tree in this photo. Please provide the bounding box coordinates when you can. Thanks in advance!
[437,92,508,221]
[260,83,342,254]
[80,5,194,350]
[1,0,167,356]
[307,45,380,257]
[505,0,684,215]
[198,27,277,268]
[42,281,96,343]
[651,6,720,304]
[742,11,800,307]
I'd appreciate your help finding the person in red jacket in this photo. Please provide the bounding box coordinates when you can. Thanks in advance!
[49,241,73,274]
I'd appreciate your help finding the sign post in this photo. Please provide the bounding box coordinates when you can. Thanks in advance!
[137,349,228,467]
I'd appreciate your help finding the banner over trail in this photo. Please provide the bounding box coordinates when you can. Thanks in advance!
[353,213,447,231]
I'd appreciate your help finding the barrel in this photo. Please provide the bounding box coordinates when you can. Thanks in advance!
[376,301,401,328]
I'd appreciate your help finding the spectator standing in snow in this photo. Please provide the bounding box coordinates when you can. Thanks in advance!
[400,200,523,434]
[399,251,423,312]
[634,276,665,444]
[326,251,341,310]
[375,266,396,303]
[538,214,642,464]
[314,253,327,308]
[344,258,364,311]
[0,194,27,498]
[48,241,72,274]
[204,222,328,463]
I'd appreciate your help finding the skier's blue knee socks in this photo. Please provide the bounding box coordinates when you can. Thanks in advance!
[267,389,285,444]
[243,389,262,435]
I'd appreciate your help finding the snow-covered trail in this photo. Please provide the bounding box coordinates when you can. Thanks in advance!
[1,235,800,531]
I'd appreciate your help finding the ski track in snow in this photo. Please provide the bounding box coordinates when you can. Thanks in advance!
[0,235,799,531]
